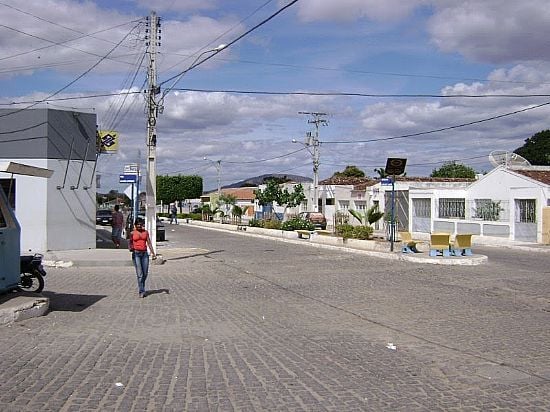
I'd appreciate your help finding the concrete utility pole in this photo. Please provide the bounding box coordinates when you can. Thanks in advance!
[145,11,161,251]
[299,112,327,212]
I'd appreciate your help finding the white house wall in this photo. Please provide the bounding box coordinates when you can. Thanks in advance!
[0,108,97,252]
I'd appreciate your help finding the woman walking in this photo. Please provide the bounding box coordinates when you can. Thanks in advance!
[128,217,156,298]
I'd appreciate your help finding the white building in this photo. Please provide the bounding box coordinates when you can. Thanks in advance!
[410,166,550,244]
[0,108,97,252]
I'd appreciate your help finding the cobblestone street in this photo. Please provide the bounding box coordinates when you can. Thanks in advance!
[1,225,549,411]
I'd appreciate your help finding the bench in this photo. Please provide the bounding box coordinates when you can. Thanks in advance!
[429,233,451,257]
[451,234,473,256]
[296,230,312,239]
[315,230,332,236]
[398,231,423,253]
[237,224,247,231]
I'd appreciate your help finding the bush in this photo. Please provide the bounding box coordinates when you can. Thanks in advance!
[335,223,355,239]
[352,225,373,240]
[281,217,315,231]
[248,219,264,228]
[263,219,282,230]
[335,224,374,240]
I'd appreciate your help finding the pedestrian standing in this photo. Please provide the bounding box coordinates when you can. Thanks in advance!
[111,204,124,248]
[128,217,156,298]
[170,204,178,224]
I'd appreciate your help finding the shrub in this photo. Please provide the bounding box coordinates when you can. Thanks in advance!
[335,223,355,239]
[352,225,373,240]
[248,219,264,228]
[281,217,314,231]
[263,219,282,230]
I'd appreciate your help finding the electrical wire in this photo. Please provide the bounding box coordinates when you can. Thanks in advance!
[0,21,142,119]
[160,0,300,87]
[172,87,550,99]
[160,0,276,75]
[223,146,308,164]
[321,100,550,144]
[0,2,138,50]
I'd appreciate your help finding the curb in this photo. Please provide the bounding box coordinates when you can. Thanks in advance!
[0,293,49,326]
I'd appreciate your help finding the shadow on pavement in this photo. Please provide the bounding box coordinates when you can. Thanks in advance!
[145,289,170,297]
[42,291,106,312]
[165,250,224,261]
[96,226,129,249]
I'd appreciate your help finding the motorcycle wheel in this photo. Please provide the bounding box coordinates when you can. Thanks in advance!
[19,273,45,293]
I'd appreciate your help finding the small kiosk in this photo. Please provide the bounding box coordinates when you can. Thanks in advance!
[0,162,53,294]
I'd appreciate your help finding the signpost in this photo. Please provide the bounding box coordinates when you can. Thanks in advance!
[384,158,407,251]
[121,163,140,226]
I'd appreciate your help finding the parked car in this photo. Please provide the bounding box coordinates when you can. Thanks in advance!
[126,212,166,242]
[96,209,113,226]
[298,211,327,230]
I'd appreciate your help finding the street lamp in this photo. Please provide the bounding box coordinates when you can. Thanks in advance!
[204,157,222,199]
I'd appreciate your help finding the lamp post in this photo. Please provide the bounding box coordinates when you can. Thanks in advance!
[204,157,222,199]
[294,112,327,212]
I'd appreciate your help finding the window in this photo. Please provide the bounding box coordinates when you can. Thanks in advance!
[438,198,465,219]
[413,198,431,218]
[325,198,335,206]
[515,199,536,223]
[474,199,503,221]
[354,201,366,211]
[339,200,349,211]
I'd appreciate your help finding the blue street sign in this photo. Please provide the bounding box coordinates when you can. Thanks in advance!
[119,174,138,183]
[381,177,393,185]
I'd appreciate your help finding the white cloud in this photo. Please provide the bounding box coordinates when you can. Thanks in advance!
[428,0,550,63]
[292,0,426,22]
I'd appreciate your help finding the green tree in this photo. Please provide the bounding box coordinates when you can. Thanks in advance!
[332,165,366,178]
[513,130,550,165]
[430,162,476,179]
[157,175,203,205]
[254,180,306,218]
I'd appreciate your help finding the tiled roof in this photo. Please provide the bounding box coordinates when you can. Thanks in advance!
[514,169,550,185]
[320,176,474,189]
[220,187,257,200]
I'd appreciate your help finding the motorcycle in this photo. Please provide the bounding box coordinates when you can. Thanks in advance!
[19,254,47,293]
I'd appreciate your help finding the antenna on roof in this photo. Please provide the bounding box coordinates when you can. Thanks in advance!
[489,150,531,169]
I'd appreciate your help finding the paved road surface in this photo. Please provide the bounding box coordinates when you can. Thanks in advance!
[1,224,549,411]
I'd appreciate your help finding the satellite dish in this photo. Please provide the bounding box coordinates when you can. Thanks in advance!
[489,150,531,168]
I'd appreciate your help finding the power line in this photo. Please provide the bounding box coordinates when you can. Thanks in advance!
[224,147,308,164]
[322,100,550,144]
[0,21,142,119]
[160,0,300,87]
[172,87,550,99]
[160,0,276,75]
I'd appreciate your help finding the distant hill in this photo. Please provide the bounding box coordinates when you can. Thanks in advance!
[223,174,312,189]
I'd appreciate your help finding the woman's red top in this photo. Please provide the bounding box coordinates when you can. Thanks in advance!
[131,230,149,251]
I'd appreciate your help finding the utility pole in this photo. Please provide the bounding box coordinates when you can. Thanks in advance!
[299,112,327,212]
[145,11,161,251]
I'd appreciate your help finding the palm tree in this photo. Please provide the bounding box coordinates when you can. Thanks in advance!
[349,205,384,226]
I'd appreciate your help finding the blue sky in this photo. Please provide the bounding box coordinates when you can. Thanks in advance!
[1,0,550,192]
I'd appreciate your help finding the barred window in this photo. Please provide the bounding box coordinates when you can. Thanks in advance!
[439,198,465,219]
[515,199,536,223]
[339,200,349,211]
[474,199,503,221]
[413,198,430,218]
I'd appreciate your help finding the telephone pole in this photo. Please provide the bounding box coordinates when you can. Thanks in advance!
[145,11,161,250]
[299,112,327,212]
